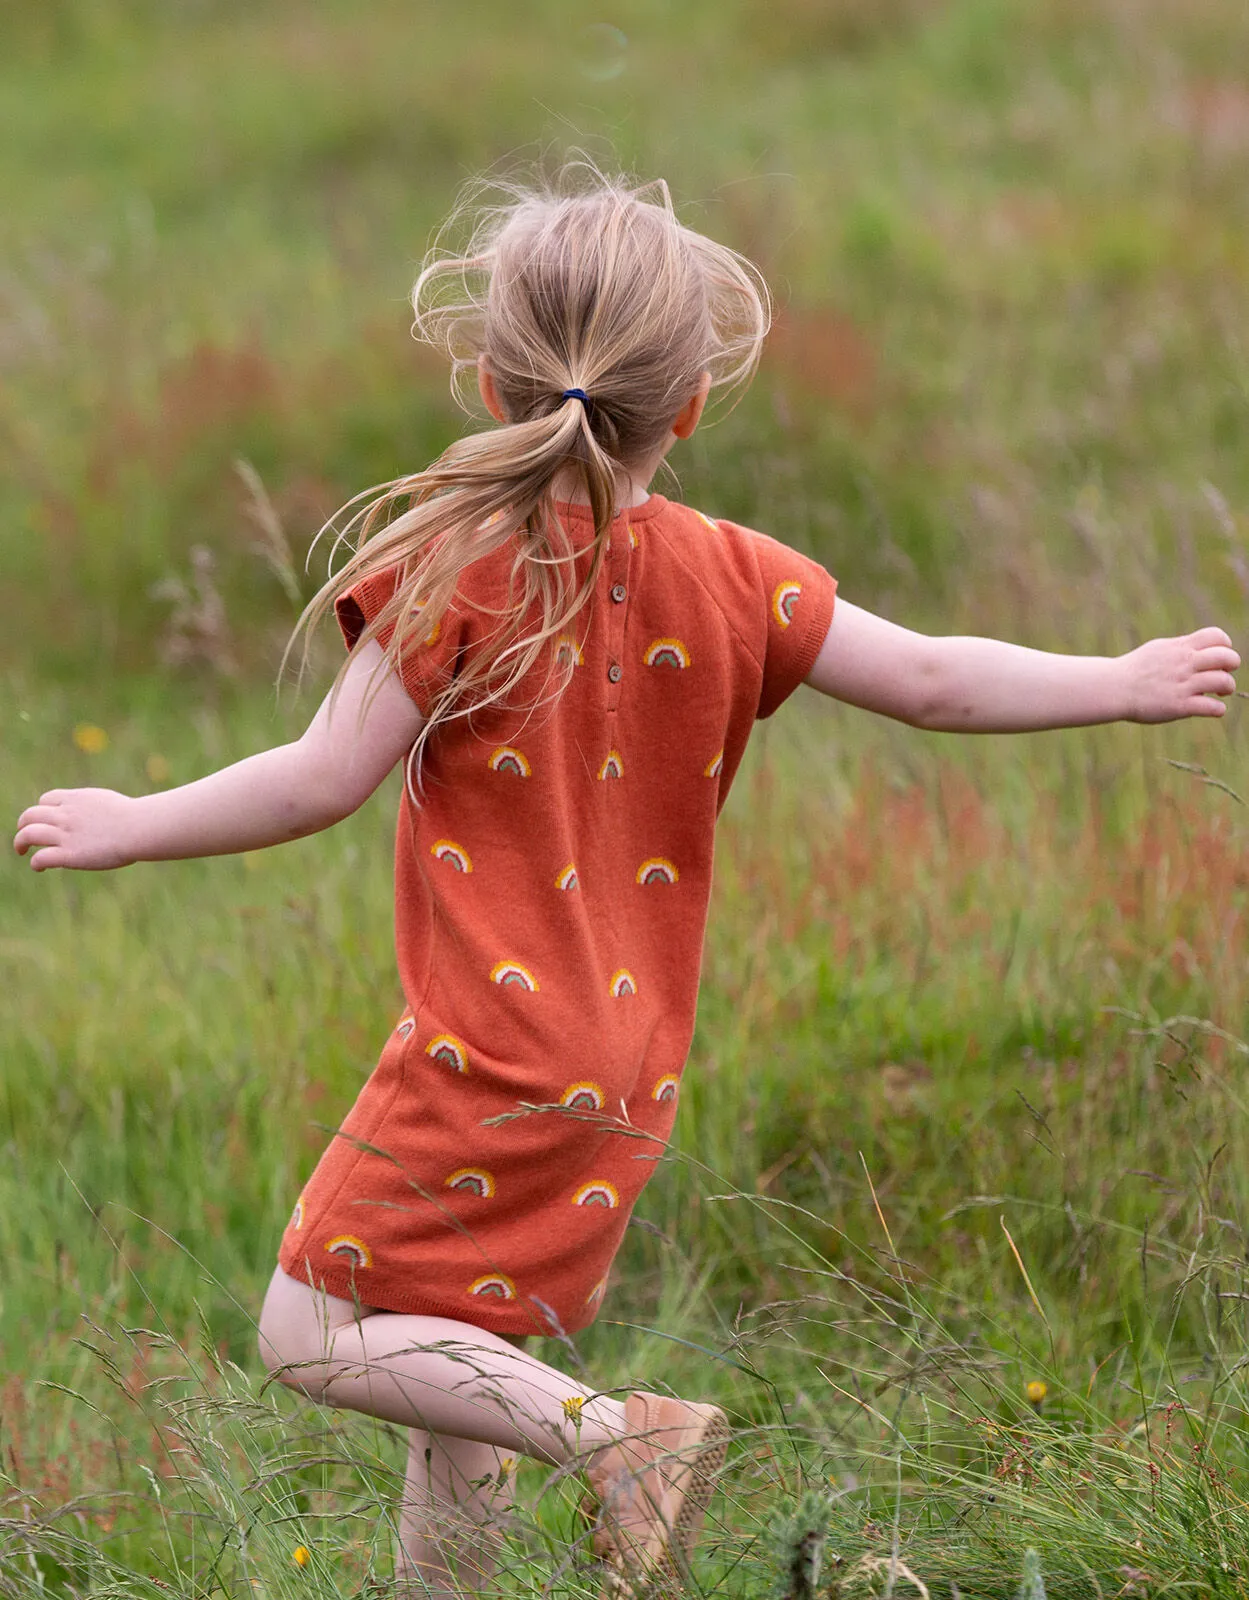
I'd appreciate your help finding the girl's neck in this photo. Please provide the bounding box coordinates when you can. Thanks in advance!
[552,461,658,510]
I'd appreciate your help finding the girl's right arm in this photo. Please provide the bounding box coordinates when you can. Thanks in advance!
[13,641,424,872]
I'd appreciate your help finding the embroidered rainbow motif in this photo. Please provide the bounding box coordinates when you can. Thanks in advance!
[652,1075,680,1104]
[469,1273,516,1299]
[488,746,531,776]
[598,751,624,780]
[572,1180,619,1208]
[555,635,584,668]
[555,863,580,891]
[586,1273,609,1306]
[695,510,720,534]
[445,1168,496,1198]
[290,1195,305,1230]
[644,638,691,668]
[426,1033,469,1072]
[704,751,723,778]
[636,857,679,885]
[326,1235,372,1270]
[609,969,637,997]
[560,1082,605,1111]
[430,839,472,872]
[395,1014,416,1040]
[491,960,539,991]
[772,581,802,628]
[627,524,638,549]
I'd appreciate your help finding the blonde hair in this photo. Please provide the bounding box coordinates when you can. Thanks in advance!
[293,161,770,782]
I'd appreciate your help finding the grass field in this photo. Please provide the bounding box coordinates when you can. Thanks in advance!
[4,1,1249,1595]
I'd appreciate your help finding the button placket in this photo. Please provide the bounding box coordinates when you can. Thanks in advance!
[604,525,632,714]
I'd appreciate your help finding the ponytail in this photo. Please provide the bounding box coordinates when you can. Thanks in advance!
[288,387,620,787]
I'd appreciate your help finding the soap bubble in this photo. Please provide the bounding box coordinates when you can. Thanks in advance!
[576,23,628,82]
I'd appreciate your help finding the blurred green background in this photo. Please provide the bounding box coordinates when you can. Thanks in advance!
[4,2,1249,1594]
[6,0,1248,686]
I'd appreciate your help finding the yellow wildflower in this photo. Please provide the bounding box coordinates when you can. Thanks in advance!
[1025,1380,1048,1407]
[73,723,108,754]
[145,753,171,784]
[292,1546,310,1568]
[562,1395,585,1422]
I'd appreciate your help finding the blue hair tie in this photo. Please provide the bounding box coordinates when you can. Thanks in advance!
[562,388,591,407]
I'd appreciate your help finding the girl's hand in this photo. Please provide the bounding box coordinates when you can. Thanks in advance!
[1122,627,1240,724]
[14,643,425,873]
[14,788,139,872]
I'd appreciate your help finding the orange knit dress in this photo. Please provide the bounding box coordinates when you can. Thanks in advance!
[277,493,836,1337]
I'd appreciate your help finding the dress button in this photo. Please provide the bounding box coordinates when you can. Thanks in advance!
[608,662,623,683]
[611,582,627,604]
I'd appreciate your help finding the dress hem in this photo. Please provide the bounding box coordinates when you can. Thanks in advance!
[276,1244,600,1339]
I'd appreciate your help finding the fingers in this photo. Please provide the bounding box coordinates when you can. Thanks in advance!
[14,804,67,860]
[1189,626,1235,650]
[26,847,66,872]
[14,822,64,860]
[1189,670,1238,698]
[13,817,67,867]
[16,803,63,831]
[1186,696,1227,717]
[1184,641,1239,716]
[15,823,63,849]
[1192,644,1240,673]
[14,796,78,860]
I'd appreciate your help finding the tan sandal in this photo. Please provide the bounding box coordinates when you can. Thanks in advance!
[579,1391,729,1596]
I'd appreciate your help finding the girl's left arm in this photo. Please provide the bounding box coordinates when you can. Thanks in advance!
[805,600,1239,731]
[14,641,425,872]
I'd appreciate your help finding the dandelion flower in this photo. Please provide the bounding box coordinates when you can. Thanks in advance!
[292,1546,310,1568]
[73,723,108,754]
[1025,1380,1048,1407]
[562,1395,585,1422]
[145,753,171,784]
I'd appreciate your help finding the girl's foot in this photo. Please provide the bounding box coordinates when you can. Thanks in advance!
[579,1391,729,1595]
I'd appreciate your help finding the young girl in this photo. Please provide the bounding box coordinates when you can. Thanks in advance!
[14,166,1239,1599]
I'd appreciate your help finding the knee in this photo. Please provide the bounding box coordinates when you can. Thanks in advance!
[256,1269,334,1397]
[257,1299,306,1392]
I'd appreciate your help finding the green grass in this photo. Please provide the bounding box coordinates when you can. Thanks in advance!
[6,687,1249,1595]
[4,0,1249,1593]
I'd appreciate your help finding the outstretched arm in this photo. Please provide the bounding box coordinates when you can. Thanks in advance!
[805,601,1239,731]
[14,641,424,871]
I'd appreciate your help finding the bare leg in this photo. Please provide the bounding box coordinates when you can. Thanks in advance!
[257,1265,626,1460]
[257,1267,627,1590]
[396,1429,519,1599]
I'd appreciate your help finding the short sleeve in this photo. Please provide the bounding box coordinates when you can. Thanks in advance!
[335,568,469,719]
[745,528,838,719]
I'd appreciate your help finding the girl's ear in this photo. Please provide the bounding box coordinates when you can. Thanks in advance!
[671,371,713,440]
[477,356,507,423]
